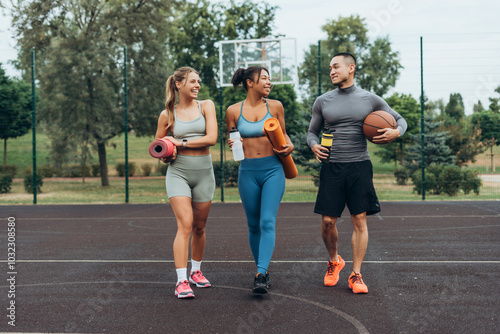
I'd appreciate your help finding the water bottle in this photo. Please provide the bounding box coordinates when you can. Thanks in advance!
[320,128,336,163]
[229,127,245,161]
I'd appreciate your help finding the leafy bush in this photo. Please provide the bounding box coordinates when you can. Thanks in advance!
[411,168,438,195]
[0,165,17,178]
[24,174,43,193]
[461,170,482,195]
[440,165,462,196]
[213,160,239,187]
[116,162,136,177]
[141,164,153,176]
[38,164,54,178]
[394,167,410,185]
[0,174,13,193]
[410,163,481,196]
[62,164,92,177]
[50,165,64,177]
[91,164,101,177]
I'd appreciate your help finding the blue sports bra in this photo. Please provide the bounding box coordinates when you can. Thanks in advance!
[236,99,273,138]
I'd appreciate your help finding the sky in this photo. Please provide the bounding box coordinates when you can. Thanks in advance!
[1,0,500,114]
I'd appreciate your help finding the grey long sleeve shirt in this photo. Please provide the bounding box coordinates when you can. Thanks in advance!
[307,85,408,163]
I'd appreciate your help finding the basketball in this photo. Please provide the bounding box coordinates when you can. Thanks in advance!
[363,110,397,143]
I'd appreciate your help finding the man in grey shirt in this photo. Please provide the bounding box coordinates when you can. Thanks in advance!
[307,52,407,294]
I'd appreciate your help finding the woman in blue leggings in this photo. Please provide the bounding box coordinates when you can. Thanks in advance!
[226,66,294,293]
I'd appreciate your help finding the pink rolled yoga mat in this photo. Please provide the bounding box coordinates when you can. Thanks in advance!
[149,138,175,159]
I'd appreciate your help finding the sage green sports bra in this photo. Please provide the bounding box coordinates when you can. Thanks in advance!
[172,101,206,140]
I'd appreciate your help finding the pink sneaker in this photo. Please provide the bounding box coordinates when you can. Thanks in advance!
[174,280,194,299]
[189,270,211,288]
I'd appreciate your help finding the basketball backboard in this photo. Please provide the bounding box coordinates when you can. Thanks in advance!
[218,37,297,87]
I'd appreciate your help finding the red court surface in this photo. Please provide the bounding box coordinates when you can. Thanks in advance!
[0,201,499,333]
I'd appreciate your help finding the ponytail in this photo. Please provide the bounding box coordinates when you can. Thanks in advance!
[165,75,176,113]
[231,68,246,88]
[231,66,269,91]
[163,75,176,130]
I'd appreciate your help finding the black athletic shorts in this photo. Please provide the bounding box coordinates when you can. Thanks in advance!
[314,160,380,217]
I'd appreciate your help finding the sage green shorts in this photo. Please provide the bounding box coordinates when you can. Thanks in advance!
[165,154,215,202]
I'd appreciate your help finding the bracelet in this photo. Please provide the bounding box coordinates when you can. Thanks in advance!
[182,139,187,148]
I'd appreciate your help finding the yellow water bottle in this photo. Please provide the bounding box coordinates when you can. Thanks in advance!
[320,129,335,163]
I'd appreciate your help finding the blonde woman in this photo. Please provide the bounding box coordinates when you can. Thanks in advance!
[155,67,217,299]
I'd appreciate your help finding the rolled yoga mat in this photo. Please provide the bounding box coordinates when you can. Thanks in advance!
[149,138,175,159]
[263,118,298,179]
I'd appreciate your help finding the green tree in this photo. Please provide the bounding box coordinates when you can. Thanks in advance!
[11,0,177,186]
[443,93,465,125]
[355,37,402,97]
[473,100,486,114]
[472,110,500,144]
[448,120,485,166]
[471,109,500,171]
[0,64,31,164]
[426,99,445,118]
[440,93,483,166]
[488,86,500,113]
[268,85,304,136]
[168,0,278,96]
[299,15,402,99]
[168,0,221,97]
[404,115,454,173]
[442,118,485,166]
[290,131,318,185]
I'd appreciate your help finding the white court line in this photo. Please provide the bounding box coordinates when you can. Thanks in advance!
[3,259,500,264]
[0,281,370,334]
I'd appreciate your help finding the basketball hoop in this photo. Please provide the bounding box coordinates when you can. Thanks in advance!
[218,37,298,87]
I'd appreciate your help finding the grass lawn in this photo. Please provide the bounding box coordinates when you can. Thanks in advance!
[1,131,499,205]
[1,173,498,205]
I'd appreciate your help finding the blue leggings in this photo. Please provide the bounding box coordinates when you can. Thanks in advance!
[238,155,285,275]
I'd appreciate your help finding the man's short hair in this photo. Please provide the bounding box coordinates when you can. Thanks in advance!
[333,52,356,75]
[333,52,356,65]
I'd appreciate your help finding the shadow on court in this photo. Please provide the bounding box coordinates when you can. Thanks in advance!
[0,201,499,334]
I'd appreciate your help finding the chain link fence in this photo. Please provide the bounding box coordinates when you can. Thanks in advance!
[0,34,499,204]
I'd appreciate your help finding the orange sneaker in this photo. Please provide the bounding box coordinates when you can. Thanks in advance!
[348,272,368,294]
[324,255,345,286]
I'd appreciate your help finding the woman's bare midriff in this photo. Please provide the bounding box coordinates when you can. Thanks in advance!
[177,147,210,156]
[242,136,275,159]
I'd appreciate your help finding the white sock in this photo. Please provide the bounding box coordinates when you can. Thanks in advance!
[176,268,187,283]
[191,259,202,273]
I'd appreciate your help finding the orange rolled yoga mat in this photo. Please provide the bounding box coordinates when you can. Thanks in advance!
[149,138,175,159]
[263,118,298,179]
